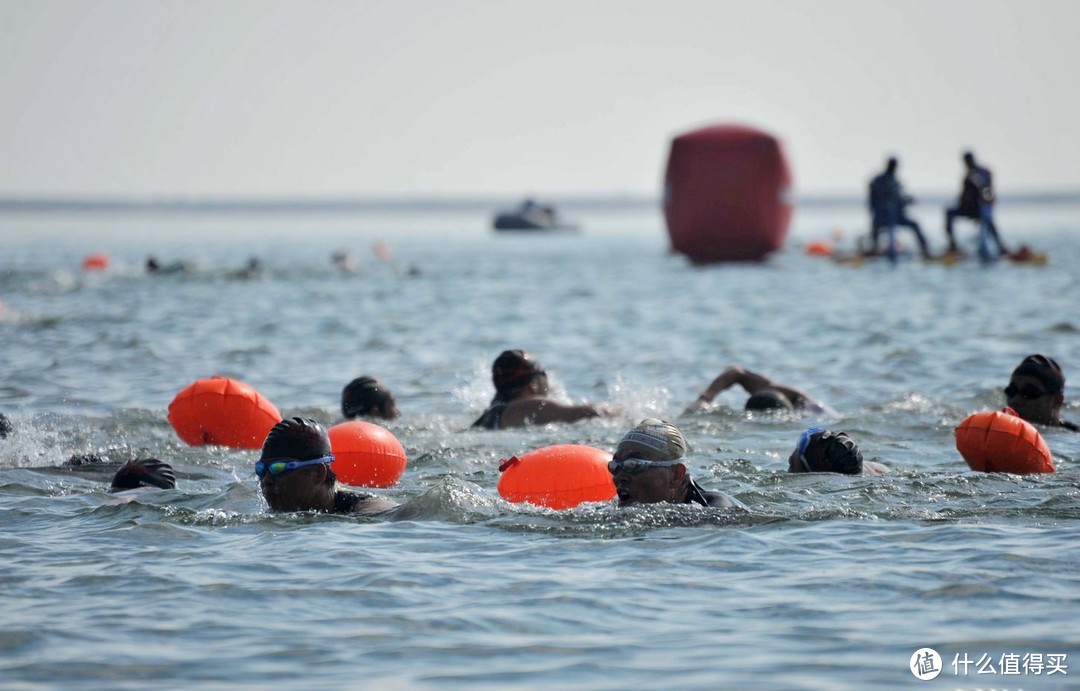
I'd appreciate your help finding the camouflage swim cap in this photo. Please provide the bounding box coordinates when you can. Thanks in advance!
[615,419,687,461]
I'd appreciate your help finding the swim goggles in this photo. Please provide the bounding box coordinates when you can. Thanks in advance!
[794,427,826,473]
[607,456,684,475]
[1003,383,1050,400]
[254,456,334,478]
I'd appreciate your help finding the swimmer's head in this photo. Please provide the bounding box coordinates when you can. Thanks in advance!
[341,376,400,420]
[611,419,689,506]
[1006,354,1066,425]
[0,412,11,439]
[259,417,337,511]
[788,429,863,475]
[745,390,795,412]
[491,350,547,401]
[614,418,687,462]
[109,458,177,492]
[261,417,332,463]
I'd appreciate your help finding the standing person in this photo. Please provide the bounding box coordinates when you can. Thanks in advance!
[1004,355,1078,431]
[341,375,400,421]
[256,417,397,514]
[471,350,612,429]
[867,157,931,258]
[608,419,744,508]
[685,365,828,414]
[944,151,1009,256]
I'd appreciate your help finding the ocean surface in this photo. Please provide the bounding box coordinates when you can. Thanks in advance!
[1,200,1078,689]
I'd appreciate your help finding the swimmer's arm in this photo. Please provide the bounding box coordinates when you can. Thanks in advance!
[528,400,612,426]
[688,366,804,411]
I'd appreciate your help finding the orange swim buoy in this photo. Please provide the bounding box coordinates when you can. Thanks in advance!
[955,408,1054,474]
[497,444,615,510]
[82,253,110,272]
[805,241,833,257]
[167,376,282,449]
[327,420,407,487]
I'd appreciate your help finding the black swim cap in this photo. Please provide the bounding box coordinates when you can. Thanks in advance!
[260,417,331,462]
[341,376,393,419]
[745,390,794,412]
[0,412,11,439]
[492,350,545,398]
[109,458,177,491]
[803,430,863,475]
[1012,354,1065,394]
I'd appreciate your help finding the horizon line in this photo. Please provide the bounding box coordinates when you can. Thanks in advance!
[3,189,1080,213]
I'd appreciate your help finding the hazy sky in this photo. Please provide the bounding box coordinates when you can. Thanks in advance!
[3,0,1078,198]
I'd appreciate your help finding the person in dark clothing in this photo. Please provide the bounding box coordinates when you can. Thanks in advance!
[1004,355,1078,431]
[472,350,610,430]
[608,419,744,508]
[867,157,931,258]
[256,417,396,514]
[944,151,1009,256]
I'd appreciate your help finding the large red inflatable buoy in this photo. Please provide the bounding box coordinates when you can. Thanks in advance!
[167,376,282,449]
[955,408,1054,474]
[328,420,407,487]
[497,444,615,510]
[663,123,793,263]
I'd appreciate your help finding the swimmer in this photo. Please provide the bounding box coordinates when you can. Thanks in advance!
[788,428,888,476]
[341,376,400,421]
[145,256,191,274]
[1004,355,1077,431]
[257,417,396,514]
[0,412,12,439]
[609,418,744,508]
[472,350,613,429]
[109,458,177,492]
[685,365,826,414]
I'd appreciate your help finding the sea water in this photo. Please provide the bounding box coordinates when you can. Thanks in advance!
[1,202,1078,689]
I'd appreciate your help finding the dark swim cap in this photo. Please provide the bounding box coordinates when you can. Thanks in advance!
[1012,354,1065,394]
[260,417,331,462]
[341,376,393,419]
[745,390,794,412]
[109,458,177,491]
[492,350,545,397]
[803,430,863,475]
[0,412,11,439]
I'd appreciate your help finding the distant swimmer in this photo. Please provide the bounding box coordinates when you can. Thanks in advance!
[944,151,1009,257]
[145,256,192,274]
[342,375,400,421]
[685,365,828,415]
[789,427,888,475]
[331,251,356,272]
[257,417,397,514]
[1005,355,1078,431]
[608,419,745,508]
[867,156,931,258]
[472,350,614,430]
[109,458,178,492]
[0,412,11,439]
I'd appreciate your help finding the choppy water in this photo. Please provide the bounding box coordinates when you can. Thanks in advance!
[2,203,1078,689]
